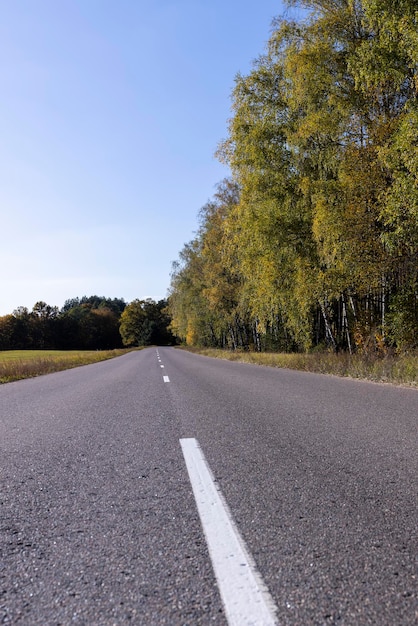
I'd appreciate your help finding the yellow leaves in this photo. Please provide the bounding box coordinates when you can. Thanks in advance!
[377,108,418,252]
[312,193,342,270]
[353,323,388,357]
[170,1,418,352]
[186,323,199,347]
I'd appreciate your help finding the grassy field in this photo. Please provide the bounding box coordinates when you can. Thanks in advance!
[182,347,418,387]
[0,349,136,383]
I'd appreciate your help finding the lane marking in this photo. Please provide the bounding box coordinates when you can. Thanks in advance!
[160,365,164,368]
[180,438,278,626]
[163,375,170,383]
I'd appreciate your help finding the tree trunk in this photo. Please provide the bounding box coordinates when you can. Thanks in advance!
[342,294,352,355]
[320,300,337,351]
[253,319,261,352]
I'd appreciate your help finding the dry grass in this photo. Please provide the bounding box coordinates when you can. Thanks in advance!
[181,347,418,387]
[0,349,137,383]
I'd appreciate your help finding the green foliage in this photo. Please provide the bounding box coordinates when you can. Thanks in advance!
[168,180,252,349]
[119,299,174,347]
[386,282,418,350]
[62,296,126,315]
[0,296,128,351]
[169,0,418,354]
[58,297,124,349]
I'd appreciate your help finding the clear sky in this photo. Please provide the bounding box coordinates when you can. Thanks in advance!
[0,0,298,315]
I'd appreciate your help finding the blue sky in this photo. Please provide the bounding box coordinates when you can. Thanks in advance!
[0,0,298,315]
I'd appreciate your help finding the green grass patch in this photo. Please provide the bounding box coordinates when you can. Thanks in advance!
[0,349,137,383]
[181,347,418,387]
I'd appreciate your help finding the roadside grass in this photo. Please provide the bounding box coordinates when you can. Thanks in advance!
[180,347,418,387]
[0,349,137,383]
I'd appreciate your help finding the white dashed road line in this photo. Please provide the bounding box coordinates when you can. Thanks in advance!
[157,351,168,381]
[180,438,279,626]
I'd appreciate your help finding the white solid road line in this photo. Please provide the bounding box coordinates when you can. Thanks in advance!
[180,438,279,626]
[163,375,170,383]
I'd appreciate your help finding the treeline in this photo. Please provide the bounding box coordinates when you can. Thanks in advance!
[0,296,174,350]
[169,0,418,354]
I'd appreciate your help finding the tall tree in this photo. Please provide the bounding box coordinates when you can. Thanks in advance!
[215,0,418,351]
[119,299,174,347]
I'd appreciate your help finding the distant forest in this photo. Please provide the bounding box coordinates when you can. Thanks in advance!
[169,0,418,354]
[0,296,174,350]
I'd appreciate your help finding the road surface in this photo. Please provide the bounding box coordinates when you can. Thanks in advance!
[0,347,417,624]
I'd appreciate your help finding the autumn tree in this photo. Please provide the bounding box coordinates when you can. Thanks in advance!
[169,1,417,352]
[214,0,418,351]
[168,241,210,346]
[169,180,255,348]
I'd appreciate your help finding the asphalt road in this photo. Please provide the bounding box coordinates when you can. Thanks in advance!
[0,347,417,625]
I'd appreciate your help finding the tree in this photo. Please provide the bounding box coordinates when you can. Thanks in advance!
[170,0,418,352]
[11,307,33,349]
[119,299,174,347]
[169,180,252,349]
[0,315,16,350]
[0,296,130,350]
[29,301,59,349]
[59,296,125,349]
[215,0,418,351]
